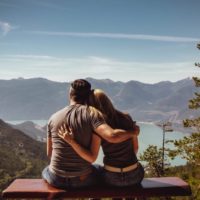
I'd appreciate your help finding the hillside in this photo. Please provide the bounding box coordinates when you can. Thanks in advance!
[11,121,46,142]
[0,77,198,123]
[0,119,47,192]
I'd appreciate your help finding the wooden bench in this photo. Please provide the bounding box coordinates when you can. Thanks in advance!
[1,177,191,199]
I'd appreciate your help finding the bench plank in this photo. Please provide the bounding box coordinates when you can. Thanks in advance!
[2,177,192,199]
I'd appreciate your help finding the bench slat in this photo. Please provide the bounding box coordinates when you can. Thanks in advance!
[2,177,192,199]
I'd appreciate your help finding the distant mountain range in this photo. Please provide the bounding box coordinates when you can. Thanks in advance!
[0,77,199,123]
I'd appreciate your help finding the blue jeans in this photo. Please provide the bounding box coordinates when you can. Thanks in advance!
[42,165,100,189]
[101,162,144,187]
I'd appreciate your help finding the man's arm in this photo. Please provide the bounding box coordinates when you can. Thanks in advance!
[89,106,134,143]
[132,135,139,154]
[132,125,140,154]
[47,137,52,158]
[94,123,134,143]
[47,120,53,158]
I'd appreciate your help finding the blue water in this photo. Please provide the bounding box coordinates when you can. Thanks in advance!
[8,120,187,166]
[138,122,186,166]
[95,122,186,166]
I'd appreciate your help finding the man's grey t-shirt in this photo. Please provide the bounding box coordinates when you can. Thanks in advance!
[48,104,104,177]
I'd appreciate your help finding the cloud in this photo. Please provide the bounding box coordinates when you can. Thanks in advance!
[0,21,15,36]
[28,31,200,42]
[2,54,58,60]
[0,54,198,83]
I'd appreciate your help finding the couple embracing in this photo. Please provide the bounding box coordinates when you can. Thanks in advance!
[42,79,144,189]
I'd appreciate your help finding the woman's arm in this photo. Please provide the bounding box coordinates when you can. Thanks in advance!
[70,134,101,163]
[58,125,101,163]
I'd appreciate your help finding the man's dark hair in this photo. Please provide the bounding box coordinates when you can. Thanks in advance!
[70,79,91,104]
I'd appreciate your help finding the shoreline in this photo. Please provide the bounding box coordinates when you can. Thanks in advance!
[6,119,193,135]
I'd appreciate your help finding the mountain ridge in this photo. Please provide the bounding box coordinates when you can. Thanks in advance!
[0,77,198,123]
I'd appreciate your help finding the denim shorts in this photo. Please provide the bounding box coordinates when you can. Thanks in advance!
[101,162,144,187]
[42,165,100,189]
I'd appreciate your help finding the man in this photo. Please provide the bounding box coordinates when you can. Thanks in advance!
[42,79,134,189]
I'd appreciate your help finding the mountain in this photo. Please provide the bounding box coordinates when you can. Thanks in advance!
[0,119,47,192]
[11,121,46,142]
[0,77,198,123]
[0,78,68,120]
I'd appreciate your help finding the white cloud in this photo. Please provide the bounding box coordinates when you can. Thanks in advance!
[0,21,15,36]
[0,54,199,83]
[2,54,58,60]
[28,31,200,43]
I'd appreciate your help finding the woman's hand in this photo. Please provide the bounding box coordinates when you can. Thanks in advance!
[58,123,74,144]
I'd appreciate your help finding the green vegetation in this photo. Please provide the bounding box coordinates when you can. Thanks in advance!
[140,145,167,177]
[140,43,200,200]
[140,149,199,200]
[168,43,200,200]
[0,119,48,193]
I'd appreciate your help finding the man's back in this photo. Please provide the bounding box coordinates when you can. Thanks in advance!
[48,105,93,177]
[48,104,104,177]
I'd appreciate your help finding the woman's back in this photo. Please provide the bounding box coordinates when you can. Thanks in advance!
[102,110,138,167]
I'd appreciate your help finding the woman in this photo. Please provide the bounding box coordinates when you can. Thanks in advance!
[58,89,144,187]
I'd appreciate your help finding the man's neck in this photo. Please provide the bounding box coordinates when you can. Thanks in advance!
[69,99,76,105]
[69,99,86,106]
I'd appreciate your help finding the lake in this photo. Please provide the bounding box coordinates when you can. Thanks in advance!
[8,120,187,166]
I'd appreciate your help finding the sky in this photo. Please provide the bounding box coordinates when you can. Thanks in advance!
[0,0,200,83]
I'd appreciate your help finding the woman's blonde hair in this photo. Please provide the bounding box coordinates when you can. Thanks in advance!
[89,89,117,126]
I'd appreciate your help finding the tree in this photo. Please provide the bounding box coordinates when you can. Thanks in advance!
[139,145,170,177]
[168,43,200,166]
[167,43,200,200]
[184,44,200,134]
